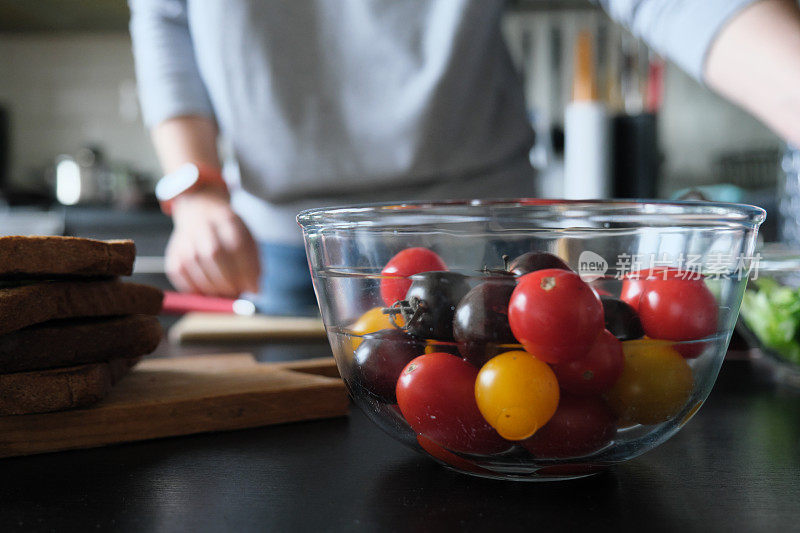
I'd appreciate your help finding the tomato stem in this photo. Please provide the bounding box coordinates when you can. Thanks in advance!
[383,298,427,330]
[540,277,556,291]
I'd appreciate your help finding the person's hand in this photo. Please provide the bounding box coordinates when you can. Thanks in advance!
[165,188,261,297]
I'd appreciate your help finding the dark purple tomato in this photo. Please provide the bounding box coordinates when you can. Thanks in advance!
[508,251,571,277]
[403,272,471,341]
[601,296,644,341]
[522,394,617,458]
[453,279,517,367]
[353,329,426,403]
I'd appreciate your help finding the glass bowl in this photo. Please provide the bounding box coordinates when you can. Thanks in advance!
[738,244,800,387]
[297,199,765,481]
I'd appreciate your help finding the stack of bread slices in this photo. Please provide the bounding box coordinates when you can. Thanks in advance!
[0,236,163,415]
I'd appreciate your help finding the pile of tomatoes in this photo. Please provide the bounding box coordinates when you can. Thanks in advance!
[346,247,714,464]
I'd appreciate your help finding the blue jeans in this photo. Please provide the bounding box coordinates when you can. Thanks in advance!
[247,242,318,316]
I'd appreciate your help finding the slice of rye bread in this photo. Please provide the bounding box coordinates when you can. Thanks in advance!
[0,356,140,416]
[0,315,162,374]
[0,280,163,336]
[0,236,135,279]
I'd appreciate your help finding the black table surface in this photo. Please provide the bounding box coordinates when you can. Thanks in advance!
[1,338,799,533]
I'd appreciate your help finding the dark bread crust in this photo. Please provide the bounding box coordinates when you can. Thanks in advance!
[0,236,135,278]
[0,315,162,373]
[0,280,163,336]
[0,357,139,416]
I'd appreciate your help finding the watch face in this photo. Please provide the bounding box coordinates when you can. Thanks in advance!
[155,163,200,202]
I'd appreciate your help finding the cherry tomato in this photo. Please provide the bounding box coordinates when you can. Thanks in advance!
[349,307,404,351]
[508,251,570,276]
[620,267,687,312]
[474,351,559,440]
[453,278,517,367]
[605,339,694,426]
[638,278,717,343]
[353,329,425,403]
[396,353,508,454]
[553,330,624,395]
[670,340,708,359]
[403,271,470,341]
[380,248,447,307]
[600,297,644,341]
[508,269,604,363]
[522,394,616,458]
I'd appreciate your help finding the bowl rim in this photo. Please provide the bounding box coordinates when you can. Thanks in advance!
[296,198,767,231]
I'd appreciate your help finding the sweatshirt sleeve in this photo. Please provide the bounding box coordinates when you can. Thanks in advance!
[597,0,762,82]
[128,0,215,127]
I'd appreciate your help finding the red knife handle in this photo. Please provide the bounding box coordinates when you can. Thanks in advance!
[162,291,236,315]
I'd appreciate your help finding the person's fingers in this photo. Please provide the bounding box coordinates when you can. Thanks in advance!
[197,255,239,297]
[239,228,262,293]
[195,228,240,297]
[216,216,262,293]
[167,203,262,297]
[207,222,253,295]
[166,247,204,294]
[184,250,225,296]
[167,227,229,296]
[173,263,204,294]
[165,236,197,293]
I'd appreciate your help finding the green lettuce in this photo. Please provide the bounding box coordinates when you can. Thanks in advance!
[741,277,800,364]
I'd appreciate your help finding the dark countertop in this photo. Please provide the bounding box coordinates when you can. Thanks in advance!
[0,338,799,533]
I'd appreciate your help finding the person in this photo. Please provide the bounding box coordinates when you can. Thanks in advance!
[129,0,798,312]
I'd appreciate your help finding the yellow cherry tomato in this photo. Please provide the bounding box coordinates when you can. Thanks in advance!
[475,350,560,441]
[605,339,694,426]
[348,307,404,351]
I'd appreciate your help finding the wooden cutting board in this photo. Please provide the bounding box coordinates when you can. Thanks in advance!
[168,312,327,344]
[0,354,348,459]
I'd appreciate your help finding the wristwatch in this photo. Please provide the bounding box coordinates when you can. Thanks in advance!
[155,163,229,215]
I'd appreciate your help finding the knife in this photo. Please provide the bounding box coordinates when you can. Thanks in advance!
[161,291,257,316]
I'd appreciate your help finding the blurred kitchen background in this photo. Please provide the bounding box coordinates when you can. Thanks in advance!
[0,0,786,253]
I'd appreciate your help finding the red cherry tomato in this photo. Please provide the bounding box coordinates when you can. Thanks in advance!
[671,340,708,359]
[380,248,447,306]
[522,394,616,458]
[553,330,624,395]
[508,269,604,363]
[396,353,509,455]
[638,278,717,343]
[620,267,688,312]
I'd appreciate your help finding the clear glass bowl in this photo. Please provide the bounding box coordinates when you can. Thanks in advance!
[738,244,800,387]
[298,199,765,480]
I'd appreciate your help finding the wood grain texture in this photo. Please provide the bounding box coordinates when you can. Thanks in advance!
[168,312,326,343]
[0,354,348,458]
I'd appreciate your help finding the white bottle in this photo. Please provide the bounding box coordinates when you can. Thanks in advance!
[564,31,611,200]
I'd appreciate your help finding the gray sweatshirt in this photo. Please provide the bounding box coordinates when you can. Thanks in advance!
[129,0,757,243]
